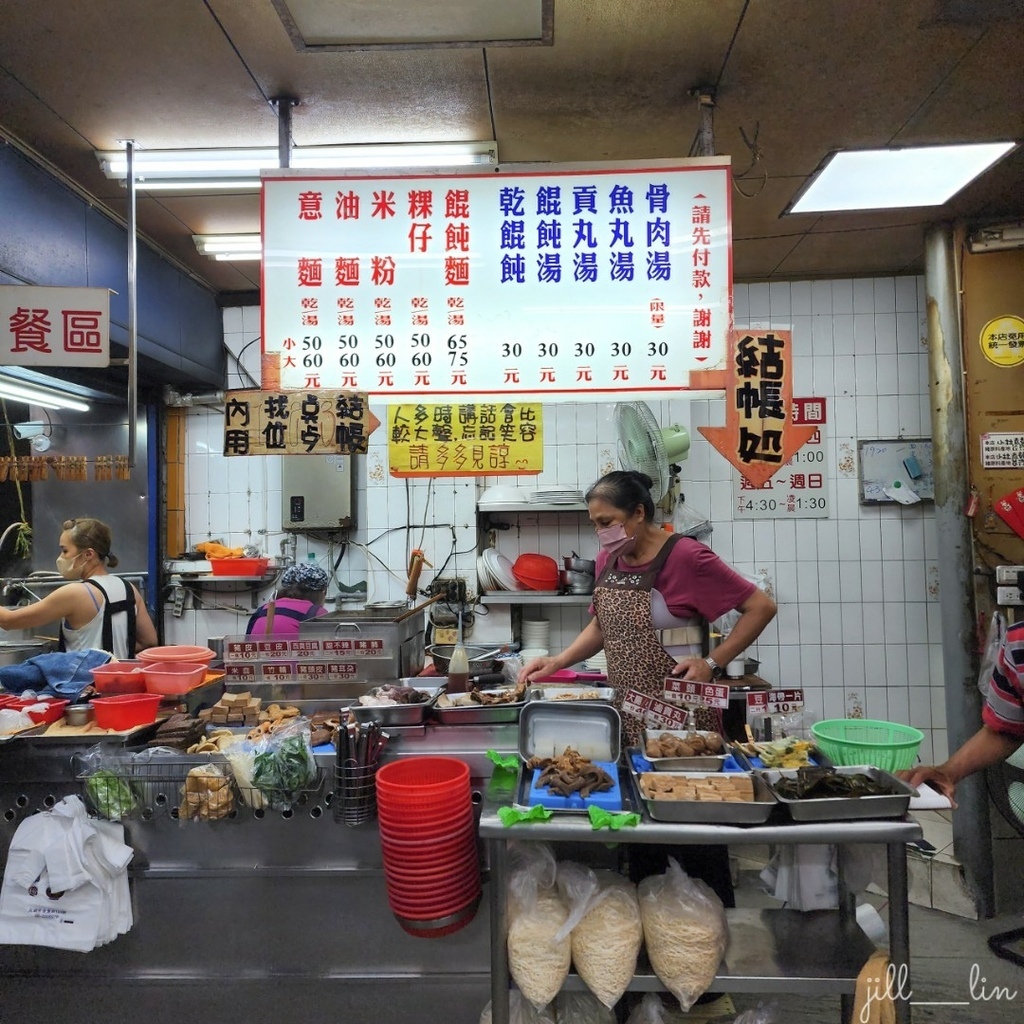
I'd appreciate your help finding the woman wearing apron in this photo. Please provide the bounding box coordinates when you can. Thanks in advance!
[519,470,776,904]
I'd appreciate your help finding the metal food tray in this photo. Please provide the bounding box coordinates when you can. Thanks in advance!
[527,686,616,703]
[641,728,728,771]
[514,761,641,816]
[630,760,777,824]
[761,765,914,821]
[347,685,443,726]
[432,688,527,724]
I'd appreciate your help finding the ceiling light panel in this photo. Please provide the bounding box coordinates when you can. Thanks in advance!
[787,142,1017,214]
[272,0,552,50]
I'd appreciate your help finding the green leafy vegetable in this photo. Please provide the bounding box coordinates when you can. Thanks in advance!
[252,734,315,809]
[86,769,137,820]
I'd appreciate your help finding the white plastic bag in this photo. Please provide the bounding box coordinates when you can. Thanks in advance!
[638,857,728,1011]
[556,863,642,1008]
[507,842,571,1011]
[479,991,555,1024]
[978,611,1006,696]
[624,993,671,1024]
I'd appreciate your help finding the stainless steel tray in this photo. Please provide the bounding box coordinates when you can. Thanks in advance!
[631,762,777,824]
[347,685,442,726]
[761,766,914,821]
[432,688,526,724]
[519,701,621,763]
[642,728,728,771]
[528,686,616,703]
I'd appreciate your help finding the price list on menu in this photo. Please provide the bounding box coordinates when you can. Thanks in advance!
[261,159,732,401]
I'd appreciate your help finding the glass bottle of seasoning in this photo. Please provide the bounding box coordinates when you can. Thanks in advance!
[447,641,470,694]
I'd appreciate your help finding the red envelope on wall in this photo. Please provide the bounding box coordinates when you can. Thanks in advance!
[994,491,1024,540]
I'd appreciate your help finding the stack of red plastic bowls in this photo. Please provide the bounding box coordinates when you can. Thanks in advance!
[375,756,481,938]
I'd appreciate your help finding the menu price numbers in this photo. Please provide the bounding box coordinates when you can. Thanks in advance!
[663,678,730,709]
[746,689,805,715]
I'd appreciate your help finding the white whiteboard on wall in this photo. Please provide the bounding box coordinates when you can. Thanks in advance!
[858,438,934,504]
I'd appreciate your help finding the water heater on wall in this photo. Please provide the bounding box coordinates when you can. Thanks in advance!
[281,455,354,531]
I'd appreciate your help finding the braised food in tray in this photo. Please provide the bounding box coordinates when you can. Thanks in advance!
[644,730,724,759]
[527,747,615,798]
[358,684,431,707]
[639,772,755,803]
[436,681,527,708]
[772,766,889,800]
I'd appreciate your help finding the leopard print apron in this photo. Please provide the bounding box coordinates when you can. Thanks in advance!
[594,533,720,746]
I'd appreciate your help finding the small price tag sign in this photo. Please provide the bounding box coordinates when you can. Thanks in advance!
[746,689,805,715]
[662,678,730,709]
[621,689,690,729]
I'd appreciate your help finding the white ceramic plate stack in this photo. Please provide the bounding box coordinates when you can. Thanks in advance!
[529,486,585,505]
[583,650,608,673]
[481,548,523,591]
[520,619,551,651]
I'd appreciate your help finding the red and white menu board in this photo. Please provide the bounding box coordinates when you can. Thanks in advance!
[261,159,732,401]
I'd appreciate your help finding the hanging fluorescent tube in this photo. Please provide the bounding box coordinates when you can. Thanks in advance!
[97,141,498,183]
[0,378,90,412]
[193,234,262,261]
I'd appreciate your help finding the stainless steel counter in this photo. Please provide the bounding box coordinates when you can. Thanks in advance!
[0,723,518,1024]
[478,767,922,1024]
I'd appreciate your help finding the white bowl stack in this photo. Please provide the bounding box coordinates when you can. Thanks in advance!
[520,619,551,652]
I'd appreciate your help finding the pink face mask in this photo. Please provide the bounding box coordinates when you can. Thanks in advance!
[597,523,636,559]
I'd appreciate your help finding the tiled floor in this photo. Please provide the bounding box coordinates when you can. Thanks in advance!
[719,865,1024,1024]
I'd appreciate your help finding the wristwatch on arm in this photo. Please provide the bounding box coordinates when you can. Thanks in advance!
[704,655,724,680]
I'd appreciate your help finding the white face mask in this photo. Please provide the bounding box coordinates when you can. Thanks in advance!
[56,551,85,580]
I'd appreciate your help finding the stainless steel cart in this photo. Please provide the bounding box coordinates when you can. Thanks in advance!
[478,769,923,1024]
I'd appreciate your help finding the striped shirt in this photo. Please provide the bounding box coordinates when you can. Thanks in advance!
[982,622,1024,737]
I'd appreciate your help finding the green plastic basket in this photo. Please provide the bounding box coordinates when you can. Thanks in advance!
[810,718,924,772]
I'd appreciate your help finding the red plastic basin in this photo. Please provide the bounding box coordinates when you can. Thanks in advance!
[143,661,206,695]
[137,645,215,667]
[91,660,148,694]
[8,698,69,725]
[91,693,162,730]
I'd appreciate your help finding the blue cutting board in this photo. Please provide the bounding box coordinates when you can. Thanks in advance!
[527,760,622,811]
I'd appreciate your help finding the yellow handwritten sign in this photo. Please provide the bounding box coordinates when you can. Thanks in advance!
[223,390,379,456]
[388,402,543,477]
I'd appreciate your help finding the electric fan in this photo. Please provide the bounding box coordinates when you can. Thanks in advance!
[985,745,1024,967]
[615,401,690,507]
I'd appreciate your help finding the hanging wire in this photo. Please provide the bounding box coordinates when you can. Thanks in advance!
[733,122,768,199]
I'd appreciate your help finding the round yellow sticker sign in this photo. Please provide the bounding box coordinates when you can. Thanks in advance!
[980,315,1024,367]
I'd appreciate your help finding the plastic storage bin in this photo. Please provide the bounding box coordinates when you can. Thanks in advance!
[91,693,162,730]
[209,557,269,577]
[91,660,147,694]
[143,662,207,695]
[811,718,924,772]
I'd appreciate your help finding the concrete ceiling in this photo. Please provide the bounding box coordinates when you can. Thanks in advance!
[1,0,1022,298]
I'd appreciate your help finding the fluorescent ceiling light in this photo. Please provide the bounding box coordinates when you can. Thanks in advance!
[0,376,90,412]
[787,142,1017,213]
[193,234,262,262]
[133,179,261,192]
[97,141,498,184]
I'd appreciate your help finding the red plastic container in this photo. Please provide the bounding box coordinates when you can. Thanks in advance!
[376,757,470,799]
[9,697,69,725]
[143,661,206,695]
[91,693,162,730]
[209,557,269,577]
[91,660,148,694]
[137,645,215,667]
[512,553,560,590]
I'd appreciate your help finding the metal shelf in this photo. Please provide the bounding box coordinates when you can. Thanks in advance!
[480,592,591,605]
[556,908,875,995]
[477,503,587,513]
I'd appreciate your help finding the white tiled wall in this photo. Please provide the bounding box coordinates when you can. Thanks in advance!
[167,274,947,761]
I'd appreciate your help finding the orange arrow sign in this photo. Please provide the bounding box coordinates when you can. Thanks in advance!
[698,329,818,487]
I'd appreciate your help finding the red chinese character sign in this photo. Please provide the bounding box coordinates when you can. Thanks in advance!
[698,329,817,488]
[0,286,110,368]
[222,390,380,456]
[261,158,732,401]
